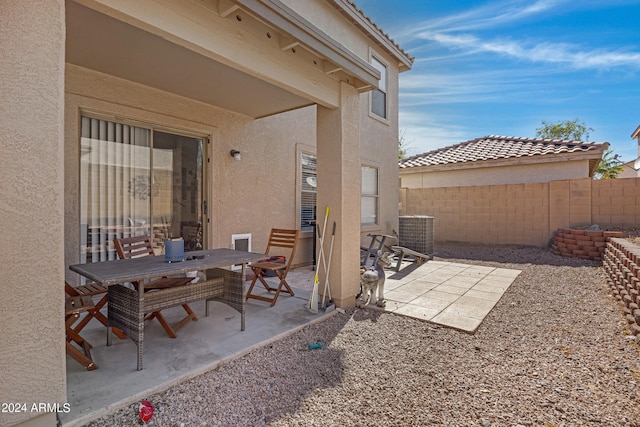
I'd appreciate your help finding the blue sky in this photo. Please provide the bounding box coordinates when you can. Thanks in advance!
[356,0,640,162]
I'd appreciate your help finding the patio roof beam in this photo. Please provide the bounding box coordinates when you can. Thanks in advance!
[217,0,240,17]
[234,0,381,92]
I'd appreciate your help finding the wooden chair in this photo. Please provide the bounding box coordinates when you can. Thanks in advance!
[64,281,127,339]
[246,228,300,306]
[65,295,99,370]
[113,235,197,338]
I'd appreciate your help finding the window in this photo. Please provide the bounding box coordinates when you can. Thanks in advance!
[361,166,378,226]
[370,55,387,119]
[300,152,317,231]
[80,116,205,263]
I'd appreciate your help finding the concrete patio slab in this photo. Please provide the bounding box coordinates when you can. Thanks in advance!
[379,260,520,333]
[430,311,483,332]
[394,303,442,321]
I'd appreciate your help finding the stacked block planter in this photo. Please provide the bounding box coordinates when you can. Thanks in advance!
[604,238,640,335]
[551,228,623,261]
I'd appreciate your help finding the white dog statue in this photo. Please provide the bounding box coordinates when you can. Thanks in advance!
[357,251,392,308]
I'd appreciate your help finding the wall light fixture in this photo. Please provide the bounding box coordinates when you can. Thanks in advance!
[230,149,241,162]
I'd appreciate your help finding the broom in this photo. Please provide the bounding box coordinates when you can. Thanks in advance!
[308,206,329,312]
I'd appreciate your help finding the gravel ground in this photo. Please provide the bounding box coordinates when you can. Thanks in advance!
[87,244,640,427]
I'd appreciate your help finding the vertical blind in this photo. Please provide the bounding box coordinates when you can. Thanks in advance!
[301,153,317,231]
[80,117,151,263]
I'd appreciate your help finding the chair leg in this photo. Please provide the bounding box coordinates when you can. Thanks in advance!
[145,304,198,338]
[65,314,98,371]
[269,272,295,307]
[66,341,98,371]
[71,295,127,339]
[171,304,198,332]
[151,311,178,338]
[247,272,294,306]
[246,274,273,303]
[245,274,265,301]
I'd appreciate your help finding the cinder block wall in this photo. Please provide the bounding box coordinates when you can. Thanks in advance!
[400,177,640,247]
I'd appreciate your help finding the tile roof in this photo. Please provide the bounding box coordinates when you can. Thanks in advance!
[399,135,608,169]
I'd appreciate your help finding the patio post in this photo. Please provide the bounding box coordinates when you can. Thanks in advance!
[316,82,361,308]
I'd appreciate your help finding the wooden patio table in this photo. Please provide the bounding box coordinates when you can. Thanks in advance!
[69,248,266,370]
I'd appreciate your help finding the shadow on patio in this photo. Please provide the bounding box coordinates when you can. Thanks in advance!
[61,267,333,426]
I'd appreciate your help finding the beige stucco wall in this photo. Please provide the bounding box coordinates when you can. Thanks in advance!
[64,65,320,277]
[64,0,405,277]
[0,1,65,427]
[359,50,401,238]
[281,0,371,60]
[400,159,590,189]
[400,177,640,247]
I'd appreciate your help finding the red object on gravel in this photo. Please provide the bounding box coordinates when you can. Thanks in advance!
[139,400,154,424]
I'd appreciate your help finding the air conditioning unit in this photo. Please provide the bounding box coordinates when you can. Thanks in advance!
[398,216,434,255]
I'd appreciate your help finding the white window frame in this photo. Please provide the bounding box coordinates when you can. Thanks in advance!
[361,165,379,227]
[369,51,389,122]
[297,145,317,234]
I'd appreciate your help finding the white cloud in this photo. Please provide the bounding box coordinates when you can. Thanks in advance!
[399,0,567,37]
[400,0,640,71]
[398,110,471,156]
[390,0,640,159]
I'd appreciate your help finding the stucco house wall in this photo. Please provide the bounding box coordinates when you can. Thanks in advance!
[2,1,412,425]
[1,3,66,427]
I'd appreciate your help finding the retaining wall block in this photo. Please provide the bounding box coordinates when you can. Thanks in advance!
[605,238,640,335]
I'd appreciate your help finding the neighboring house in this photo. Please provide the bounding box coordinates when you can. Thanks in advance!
[619,125,640,178]
[1,1,412,426]
[399,135,608,188]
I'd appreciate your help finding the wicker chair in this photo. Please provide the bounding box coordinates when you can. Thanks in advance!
[113,235,196,338]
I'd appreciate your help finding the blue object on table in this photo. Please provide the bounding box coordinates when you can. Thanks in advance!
[165,239,184,262]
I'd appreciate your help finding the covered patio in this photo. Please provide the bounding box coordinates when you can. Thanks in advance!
[61,256,520,426]
[62,268,329,426]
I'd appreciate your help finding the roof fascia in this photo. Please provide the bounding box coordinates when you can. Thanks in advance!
[399,149,608,175]
[236,0,381,89]
[329,0,413,72]
[631,124,640,139]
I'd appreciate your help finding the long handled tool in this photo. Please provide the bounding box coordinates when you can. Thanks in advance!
[307,277,319,313]
[308,206,329,313]
[321,221,336,309]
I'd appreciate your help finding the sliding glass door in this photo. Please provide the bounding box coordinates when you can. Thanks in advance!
[79,117,205,263]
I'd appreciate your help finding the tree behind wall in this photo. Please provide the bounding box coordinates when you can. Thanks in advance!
[398,128,410,160]
[536,119,623,179]
[594,149,624,179]
[535,118,593,141]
